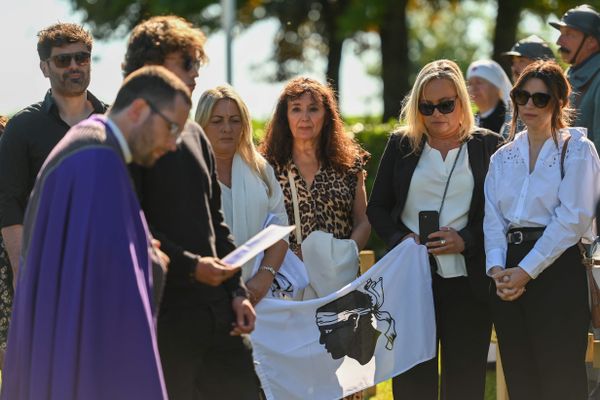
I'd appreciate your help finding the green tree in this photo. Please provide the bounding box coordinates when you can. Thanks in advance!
[69,0,224,38]
[343,0,482,120]
[70,0,353,96]
[70,0,600,120]
[250,0,353,98]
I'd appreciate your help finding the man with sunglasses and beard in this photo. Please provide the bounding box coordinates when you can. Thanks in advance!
[0,23,107,274]
[123,16,260,400]
[551,4,600,150]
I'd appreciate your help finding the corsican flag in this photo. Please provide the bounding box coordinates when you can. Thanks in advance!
[251,239,436,399]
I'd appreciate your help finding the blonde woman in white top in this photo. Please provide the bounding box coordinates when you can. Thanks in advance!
[196,85,288,305]
[368,59,502,400]
[484,60,600,400]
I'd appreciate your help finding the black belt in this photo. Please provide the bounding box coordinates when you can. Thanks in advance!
[506,228,545,245]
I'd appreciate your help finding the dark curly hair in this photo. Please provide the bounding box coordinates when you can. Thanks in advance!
[260,77,367,171]
[122,16,207,77]
[37,23,92,61]
[509,60,573,145]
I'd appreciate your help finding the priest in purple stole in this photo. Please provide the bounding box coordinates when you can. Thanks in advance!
[1,66,191,400]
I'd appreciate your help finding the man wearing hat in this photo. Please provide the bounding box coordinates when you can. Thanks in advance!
[551,4,600,150]
[501,35,555,82]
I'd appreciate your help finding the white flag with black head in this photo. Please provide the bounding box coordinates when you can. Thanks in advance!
[251,239,436,400]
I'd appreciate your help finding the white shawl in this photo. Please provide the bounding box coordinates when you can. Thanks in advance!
[220,153,288,281]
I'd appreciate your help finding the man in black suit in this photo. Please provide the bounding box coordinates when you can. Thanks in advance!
[123,16,260,400]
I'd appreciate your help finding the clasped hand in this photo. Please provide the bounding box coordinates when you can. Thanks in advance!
[490,266,531,301]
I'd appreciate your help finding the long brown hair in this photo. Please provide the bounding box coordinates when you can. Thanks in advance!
[509,60,573,145]
[260,76,367,171]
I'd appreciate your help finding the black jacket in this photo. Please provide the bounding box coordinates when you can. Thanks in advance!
[131,121,245,308]
[366,129,502,302]
[478,100,506,134]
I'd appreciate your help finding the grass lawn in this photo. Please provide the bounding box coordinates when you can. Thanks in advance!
[367,369,497,399]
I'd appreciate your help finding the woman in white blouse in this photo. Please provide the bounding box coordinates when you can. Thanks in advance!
[484,60,600,400]
[195,85,288,305]
[367,59,502,400]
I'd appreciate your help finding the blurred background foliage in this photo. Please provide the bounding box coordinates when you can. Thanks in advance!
[70,0,597,121]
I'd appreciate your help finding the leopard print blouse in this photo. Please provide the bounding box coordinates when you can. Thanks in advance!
[273,158,366,255]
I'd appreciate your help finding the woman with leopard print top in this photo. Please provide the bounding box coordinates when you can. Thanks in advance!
[261,77,370,400]
[261,76,371,259]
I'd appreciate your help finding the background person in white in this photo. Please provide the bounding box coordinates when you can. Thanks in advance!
[484,60,600,400]
[195,85,288,305]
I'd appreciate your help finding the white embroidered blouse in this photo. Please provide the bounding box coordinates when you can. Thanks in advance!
[484,127,600,278]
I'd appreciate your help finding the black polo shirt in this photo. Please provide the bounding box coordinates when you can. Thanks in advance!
[0,89,107,228]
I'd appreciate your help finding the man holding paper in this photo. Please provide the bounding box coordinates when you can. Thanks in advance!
[124,16,261,399]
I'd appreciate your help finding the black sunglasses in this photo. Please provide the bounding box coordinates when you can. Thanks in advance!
[47,51,91,68]
[144,99,181,137]
[418,96,458,116]
[511,89,551,108]
[182,54,201,72]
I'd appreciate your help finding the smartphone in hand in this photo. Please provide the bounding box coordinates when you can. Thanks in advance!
[418,210,439,244]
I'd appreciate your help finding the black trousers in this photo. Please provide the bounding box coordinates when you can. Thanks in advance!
[492,243,590,400]
[393,273,492,400]
[157,297,261,400]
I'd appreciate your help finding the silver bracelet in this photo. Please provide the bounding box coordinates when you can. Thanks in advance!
[259,265,277,277]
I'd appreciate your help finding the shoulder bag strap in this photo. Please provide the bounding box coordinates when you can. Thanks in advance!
[438,144,463,216]
[287,169,303,244]
[561,135,587,255]
[560,135,572,180]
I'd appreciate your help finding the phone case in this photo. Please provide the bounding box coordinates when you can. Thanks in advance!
[419,211,439,244]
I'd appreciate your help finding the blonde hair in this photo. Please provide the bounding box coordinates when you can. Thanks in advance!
[195,85,272,195]
[397,59,474,152]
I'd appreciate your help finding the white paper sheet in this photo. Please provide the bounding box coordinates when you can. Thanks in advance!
[222,224,295,267]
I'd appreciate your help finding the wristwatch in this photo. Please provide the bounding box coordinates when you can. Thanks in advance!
[259,265,277,277]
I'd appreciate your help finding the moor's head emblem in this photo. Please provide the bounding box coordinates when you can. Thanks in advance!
[315,277,397,365]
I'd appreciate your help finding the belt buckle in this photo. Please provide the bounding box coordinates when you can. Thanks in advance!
[511,231,524,245]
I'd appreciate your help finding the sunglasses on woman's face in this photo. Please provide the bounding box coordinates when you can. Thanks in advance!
[511,89,551,108]
[182,54,201,72]
[47,52,91,68]
[418,96,457,116]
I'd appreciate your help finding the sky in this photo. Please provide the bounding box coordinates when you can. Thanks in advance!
[0,0,383,120]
